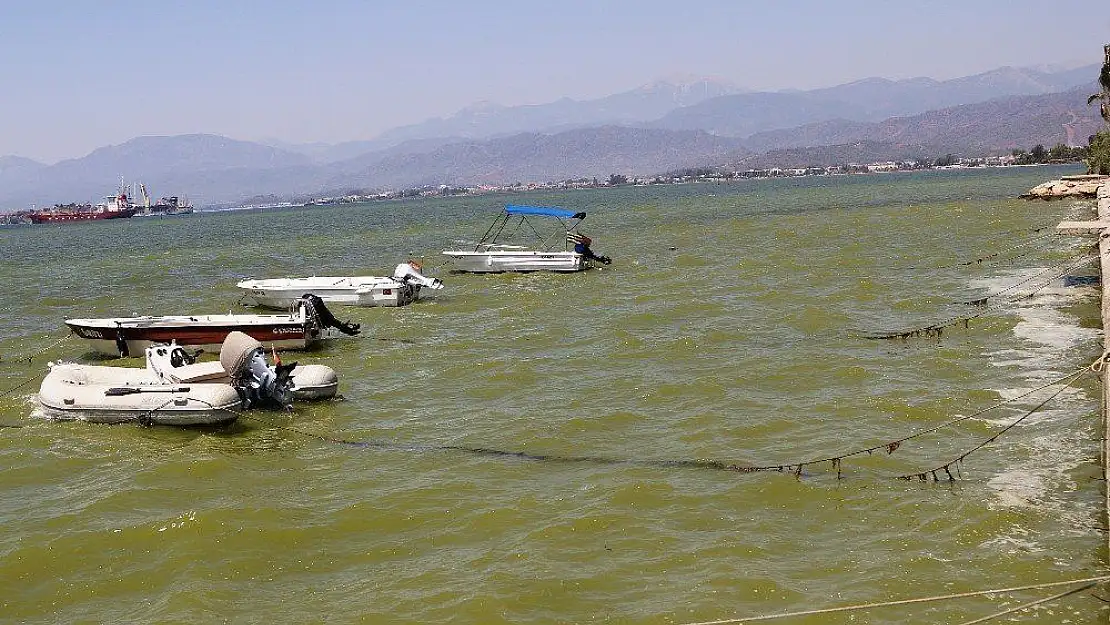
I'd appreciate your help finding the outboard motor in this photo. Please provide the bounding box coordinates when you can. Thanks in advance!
[393,262,444,289]
[220,331,296,408]
[298,294,361,337]
[145,333,338,407]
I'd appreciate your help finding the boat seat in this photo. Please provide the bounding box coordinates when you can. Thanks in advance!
[164,361,228,383]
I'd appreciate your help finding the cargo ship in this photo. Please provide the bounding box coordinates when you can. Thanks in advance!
[27,189,137,224]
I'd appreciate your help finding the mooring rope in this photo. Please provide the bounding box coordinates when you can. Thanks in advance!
[955,582,1097,625]
[126,398,182,426]
[22,352,1099,482]
[168,355,1098,482]
[0,371,48,428]
[857,253,1099,339]
[789,360,1096,480]
[0,374,41,402]
[960,250,1098,305]
[895,370,1081,481]
[997,221,1057,237]
[673,575,1110,625]
[0,332,72,365]
[892,231,1057,271]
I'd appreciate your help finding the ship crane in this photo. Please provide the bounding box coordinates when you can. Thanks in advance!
[139,183,151,208]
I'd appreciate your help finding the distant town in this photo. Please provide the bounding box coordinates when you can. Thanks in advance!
[228,148,1082,212]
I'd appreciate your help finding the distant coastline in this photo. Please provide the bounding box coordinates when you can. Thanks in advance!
[0,156,1086,223]
[218,159,1083,213]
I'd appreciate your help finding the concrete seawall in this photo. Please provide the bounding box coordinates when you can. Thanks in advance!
[1057,183,1110,548]
[1099,183,1110,548]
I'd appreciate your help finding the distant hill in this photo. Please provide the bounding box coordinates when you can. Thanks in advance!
[649,64,1099,137]
[0,155,45,175]
[730,141,937,170]
[298,78,744,161]
[323,126,748,191]
[0,135,320,208]
[740,88,1105,157]
[804,64,1098,119]
[647,91,868,137]
[0,156,46,199]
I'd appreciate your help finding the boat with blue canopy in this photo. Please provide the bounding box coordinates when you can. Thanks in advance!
[442,204,610,273]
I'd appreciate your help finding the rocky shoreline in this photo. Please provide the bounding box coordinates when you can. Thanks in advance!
[1021,174,1110,200]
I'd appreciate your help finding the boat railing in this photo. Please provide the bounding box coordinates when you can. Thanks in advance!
[479,243,530,251]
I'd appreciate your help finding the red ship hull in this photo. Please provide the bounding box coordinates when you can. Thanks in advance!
[28,208,138,224]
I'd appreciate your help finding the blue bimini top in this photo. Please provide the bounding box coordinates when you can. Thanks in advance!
[504,204,585,219]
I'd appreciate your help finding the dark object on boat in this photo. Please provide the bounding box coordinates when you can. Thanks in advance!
[300,294,361,336]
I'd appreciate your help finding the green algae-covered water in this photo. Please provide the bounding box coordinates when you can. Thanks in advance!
[1,165,1108,624]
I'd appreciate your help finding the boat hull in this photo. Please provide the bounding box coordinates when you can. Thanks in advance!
[237,277,421,309]
[37,363,242,426]
[28,208,137,224]
[65,315,330,356]
[442,250,586,273]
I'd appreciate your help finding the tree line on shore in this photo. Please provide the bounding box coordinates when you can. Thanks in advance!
[1006,143,1088,166]
[1086,44,1110,174]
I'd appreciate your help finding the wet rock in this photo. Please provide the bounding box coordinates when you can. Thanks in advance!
[1021,175,1109,200]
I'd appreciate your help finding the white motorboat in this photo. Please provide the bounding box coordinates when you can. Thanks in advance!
[442,205,611,273]
[37,332,338,426]
[65,294,360,357]
[445,246,586,273]
[237,262,443,309]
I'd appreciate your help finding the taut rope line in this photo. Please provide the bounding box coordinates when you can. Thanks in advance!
[0,374,41,402]
[210,356,1104,481]
[21,355,1104,480]
[960,250,1096,305]
[896,371,1080,481]
[0,332,72,365]
[673,575,1110,625]
[892,231,1057,271]
[955,582,1097,625]
[858,253,1099,339]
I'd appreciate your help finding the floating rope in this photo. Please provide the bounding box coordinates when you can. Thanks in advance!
[673,575,1110,625]
[892,231,1057,271]
[960,251,1098,306]
[956,582,1097,625]
[857,254,1099,339]
[0,333,72,365]
[895,363,1089,481]
[20,354,1100,483]
[209,356,1100,481]
[792,361,1096,481]
[0,373,41,401]
[996,221,1057,237]
[0,367,53,428]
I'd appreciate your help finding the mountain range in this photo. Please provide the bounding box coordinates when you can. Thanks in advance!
[0,63,1103,210]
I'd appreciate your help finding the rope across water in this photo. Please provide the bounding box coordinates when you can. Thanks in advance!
[154,353,1110,482]
[674,575,1110,625]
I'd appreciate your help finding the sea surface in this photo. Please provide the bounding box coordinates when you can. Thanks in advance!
[1,165,1108,624]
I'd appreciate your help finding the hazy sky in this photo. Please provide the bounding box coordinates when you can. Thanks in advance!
[2,0,1108,163]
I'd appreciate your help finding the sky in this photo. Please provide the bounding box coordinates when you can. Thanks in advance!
[1,0,1108,163]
